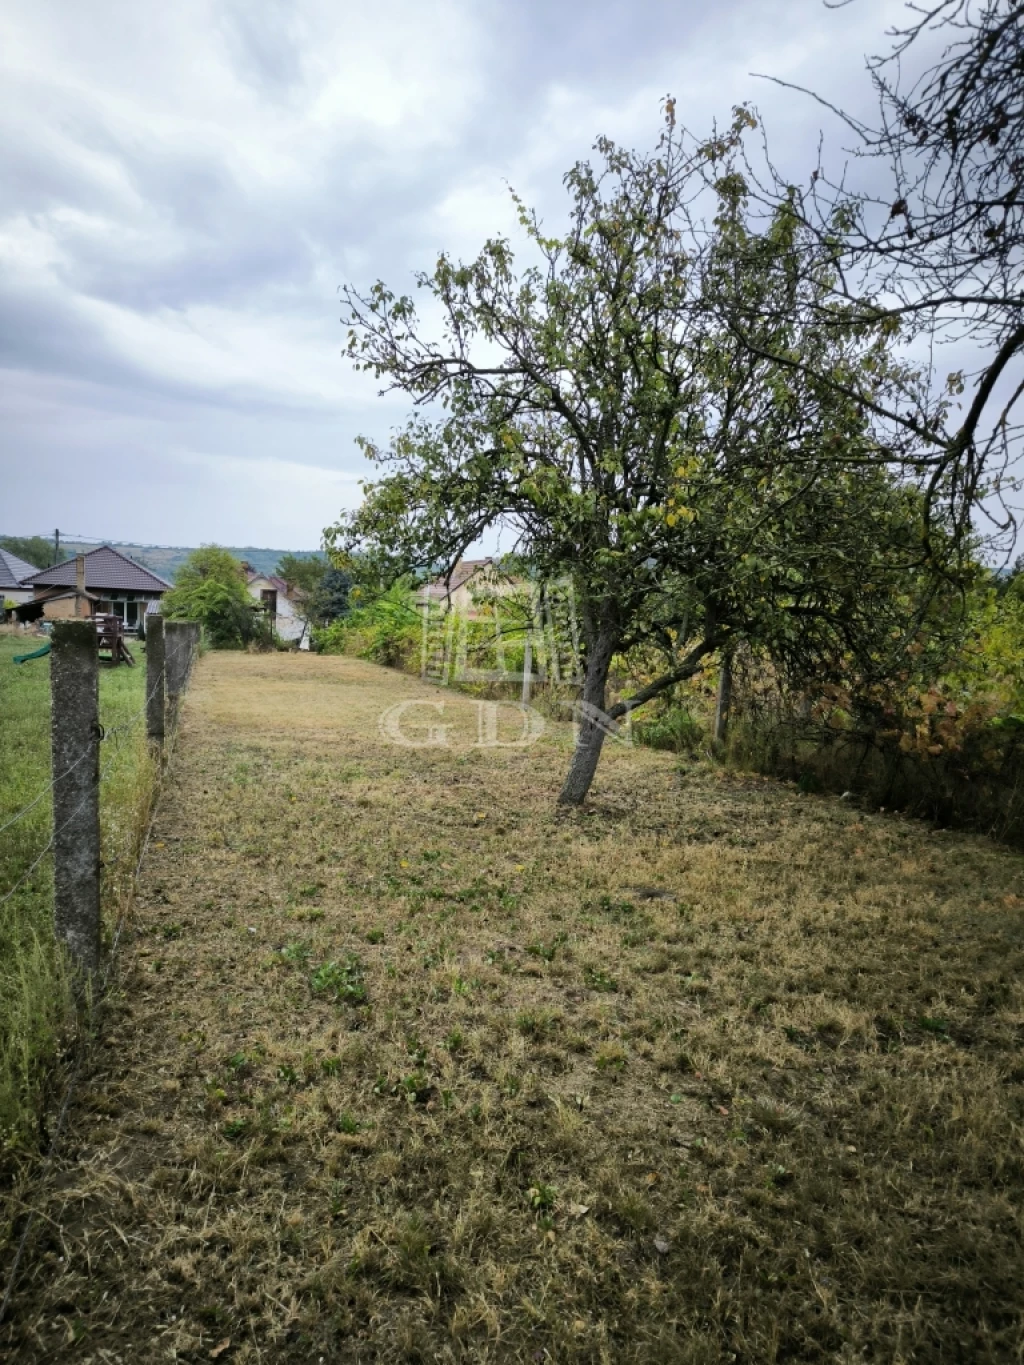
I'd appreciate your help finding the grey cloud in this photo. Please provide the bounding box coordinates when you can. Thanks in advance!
[0,0,909,546]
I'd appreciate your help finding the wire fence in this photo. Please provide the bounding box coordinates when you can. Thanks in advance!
[0,624,198,1330]
[0,673,164,909]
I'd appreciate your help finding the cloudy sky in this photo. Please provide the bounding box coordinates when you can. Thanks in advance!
[1,0,900,551]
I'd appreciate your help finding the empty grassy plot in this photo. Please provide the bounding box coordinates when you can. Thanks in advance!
[0,631,155,1184]
[2,650,1023,1362]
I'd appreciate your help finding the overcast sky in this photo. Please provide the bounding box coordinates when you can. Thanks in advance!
[0,0,901,551]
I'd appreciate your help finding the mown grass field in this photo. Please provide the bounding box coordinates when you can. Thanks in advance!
[2,650,1023,1363]
[0,629,154,1183]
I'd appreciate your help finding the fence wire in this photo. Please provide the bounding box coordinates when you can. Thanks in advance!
[0,640,195,1331]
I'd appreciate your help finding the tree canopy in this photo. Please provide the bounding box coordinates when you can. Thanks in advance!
[329,110,959,805]
[747,0,1023,548]
[163,546,268,649]
[0,535,56,569]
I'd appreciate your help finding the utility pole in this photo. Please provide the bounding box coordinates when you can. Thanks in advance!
[54,528,60,565]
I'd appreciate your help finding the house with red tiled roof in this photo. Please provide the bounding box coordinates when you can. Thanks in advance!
[23,545,171,630]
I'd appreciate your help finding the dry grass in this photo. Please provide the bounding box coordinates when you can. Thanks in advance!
[2,651,1023,1363]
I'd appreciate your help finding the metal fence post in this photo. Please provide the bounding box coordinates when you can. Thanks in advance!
[50,621,101,973]
[146,614,166,744]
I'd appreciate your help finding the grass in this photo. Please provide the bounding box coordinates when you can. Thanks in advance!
[2,650,1023,1361]
[0,629,155,1181]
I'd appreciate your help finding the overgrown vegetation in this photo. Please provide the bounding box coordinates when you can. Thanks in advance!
[0,632,155,1183]
[719,564,1024,843]
[314,579,420,667]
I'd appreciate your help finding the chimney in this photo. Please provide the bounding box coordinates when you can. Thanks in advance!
[76,554,86,594]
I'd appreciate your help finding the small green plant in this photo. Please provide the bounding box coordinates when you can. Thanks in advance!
[443,1028,465,1053]
[281,940,312,965]
[400,1072,432,1104]
[310,955,367,1004]
[516,1009,556,1039]
[366,928,385,944]
[527,1183,557,1213]
[222,1117,250,1140]
[321,1056,342,1075]
[584,965,618,993]
[337,1111,361,1134]
[595,1042,627,1071]
[595,895,637,923]
[526,932,567,962]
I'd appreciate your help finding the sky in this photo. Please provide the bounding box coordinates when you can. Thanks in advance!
[0,0,903,551]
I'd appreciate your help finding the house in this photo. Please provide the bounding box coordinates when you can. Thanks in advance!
[243,566,309,648]
[22,545,172,629]
[418,558,522,618]
[0,549,41,611]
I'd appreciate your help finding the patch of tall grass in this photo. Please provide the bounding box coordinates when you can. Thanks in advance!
[0,631,155,1182]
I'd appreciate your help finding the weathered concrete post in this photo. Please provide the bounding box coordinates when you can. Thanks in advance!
[146,614,166,744]
[164,621,189,707]
[50,620,101,973]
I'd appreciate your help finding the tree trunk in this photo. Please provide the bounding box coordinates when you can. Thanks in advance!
[713,650,733,745]
[557,628,617,806]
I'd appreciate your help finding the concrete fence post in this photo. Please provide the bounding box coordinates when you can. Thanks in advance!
[50,621,101,973]
[146,614,166,744]
[164,621,189,706]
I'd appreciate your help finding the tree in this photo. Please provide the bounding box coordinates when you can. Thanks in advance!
[329,112,954,805]
[750,0,1023,548]
[308,566,353,626]
[276,553,328,600]
[0,535,56,569]
[163,546,269,649]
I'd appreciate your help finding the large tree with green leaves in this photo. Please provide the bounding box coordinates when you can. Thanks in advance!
[164,546,268,649]
[328,110,958,805]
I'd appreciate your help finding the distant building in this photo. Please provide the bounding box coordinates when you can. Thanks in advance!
[23,545,171,629]
[242,566,309,648]
[417,558,523,618]
[0,549,41,610]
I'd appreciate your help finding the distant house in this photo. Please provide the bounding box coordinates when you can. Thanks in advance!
[22,545,171,629]
[417,559,523,618]
[0,549,41,610]
[243,566,309,648]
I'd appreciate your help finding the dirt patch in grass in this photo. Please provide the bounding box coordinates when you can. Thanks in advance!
[2,651,1023,1362]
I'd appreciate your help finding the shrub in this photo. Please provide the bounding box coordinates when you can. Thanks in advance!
[163,546,271,650]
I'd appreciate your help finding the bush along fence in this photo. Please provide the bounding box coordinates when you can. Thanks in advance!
[0,617,199,1321]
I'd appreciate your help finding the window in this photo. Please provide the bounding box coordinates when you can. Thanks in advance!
[261,589,278,616]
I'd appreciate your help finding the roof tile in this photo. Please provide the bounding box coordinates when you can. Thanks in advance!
[0,548,41,590]
[24,545,172,594]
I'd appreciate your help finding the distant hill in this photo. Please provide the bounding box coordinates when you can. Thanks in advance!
[0,537,322,582]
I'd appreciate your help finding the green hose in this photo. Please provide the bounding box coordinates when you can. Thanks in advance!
[12,643,52,664]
